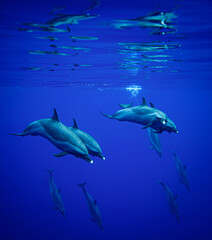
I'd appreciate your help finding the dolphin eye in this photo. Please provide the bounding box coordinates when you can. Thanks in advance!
[162,120,166,124]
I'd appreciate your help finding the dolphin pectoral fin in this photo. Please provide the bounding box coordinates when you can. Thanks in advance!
[118,103,133,109]
[7,132,26,136]
[99,111,113,119]
[54,151,68,157]
[154,129,162,134]
[142,122,153,129]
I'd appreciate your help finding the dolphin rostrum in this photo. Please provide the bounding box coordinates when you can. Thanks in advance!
[47,169,65,217]
[100,97,178,134]
[70,119,105,160]
[159,181,179,222]
[147,127,162,157]
[8,109,93,164]
[78,182,103,231]
[172,152,190,191]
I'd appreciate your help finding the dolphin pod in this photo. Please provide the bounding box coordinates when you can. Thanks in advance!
[70,119,105,160]
[8,109,93,164]
[172,152,190,191]
[47,169,65,217]
[159,181,180,222]
[78,182,104,231]
[100,97,178,134]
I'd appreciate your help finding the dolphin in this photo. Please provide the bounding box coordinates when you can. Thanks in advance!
[70,119,105,160]
[159,181,179,222]
[78,182,103,231]
[47,169,65,217]
[147,127,161,157]
[100,97,178,134]
[8,109,93,164]
[172,152,190,191]
[47,13,98,27]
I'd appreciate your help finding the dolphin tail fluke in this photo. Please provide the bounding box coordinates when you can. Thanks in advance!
[99,111,113,119]
[78,182,87,188]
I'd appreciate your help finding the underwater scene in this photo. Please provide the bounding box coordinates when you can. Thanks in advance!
[1,0,212,239]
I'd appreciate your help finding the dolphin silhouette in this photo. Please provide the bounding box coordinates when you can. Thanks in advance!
[147,127,162,157]
[8,109,93,164]
[70,119,105,160]
[172,152,190,191]
[47,169,65,217]
[159,181,179,222]
[78,182,103,231]
[100,97,178,134]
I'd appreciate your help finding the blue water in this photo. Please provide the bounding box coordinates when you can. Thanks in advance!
[1,0,212,239]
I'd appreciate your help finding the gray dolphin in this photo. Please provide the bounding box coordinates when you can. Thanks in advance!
[47,169,65,217]
[78,182,103,231]
[70,119,105,160]
[172,152,190,191]
[159,181,179,222]
[147,127,161,157]
[100,97,178,134]
[8,109,93,164]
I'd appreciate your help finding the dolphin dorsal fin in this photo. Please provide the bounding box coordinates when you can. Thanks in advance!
[72,119,79,129]
[118,103,133,109]
[141,97,147,106]
[52,108,60,121]
[150,102,155,108]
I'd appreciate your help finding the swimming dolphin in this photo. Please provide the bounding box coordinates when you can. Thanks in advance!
[172,152,190,191]
[47,169,65,217]
[47,13,98,27]
[78,182,103,231]
[100,97,178,133]
[147,127,161,157]
[70,119,105,160]
[8,109,93,164]
[159,181,179,222]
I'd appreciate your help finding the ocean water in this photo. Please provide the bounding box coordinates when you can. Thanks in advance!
[1,0,212,239]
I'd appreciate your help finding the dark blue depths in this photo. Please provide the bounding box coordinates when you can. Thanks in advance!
[0,0,212,239]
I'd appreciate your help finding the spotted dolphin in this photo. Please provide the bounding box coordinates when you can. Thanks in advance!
[147,127,161,157]
[159,181,179,222]
[47,169,65,217]
[100,97,178,133]
[70,119,105,160]
[172,152,190,191]
[8,109,93,164]
[78,182,103,231]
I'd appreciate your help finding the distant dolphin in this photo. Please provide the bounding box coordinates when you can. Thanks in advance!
[47,13,98,26]
[147,127,161,157]
[172,152,190,191]
[100,97,178,134]
[78,182,103,231]
[8,109,93,164]
[70,119,105,160]
[47,169,65,217]
[159,181,179,222]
